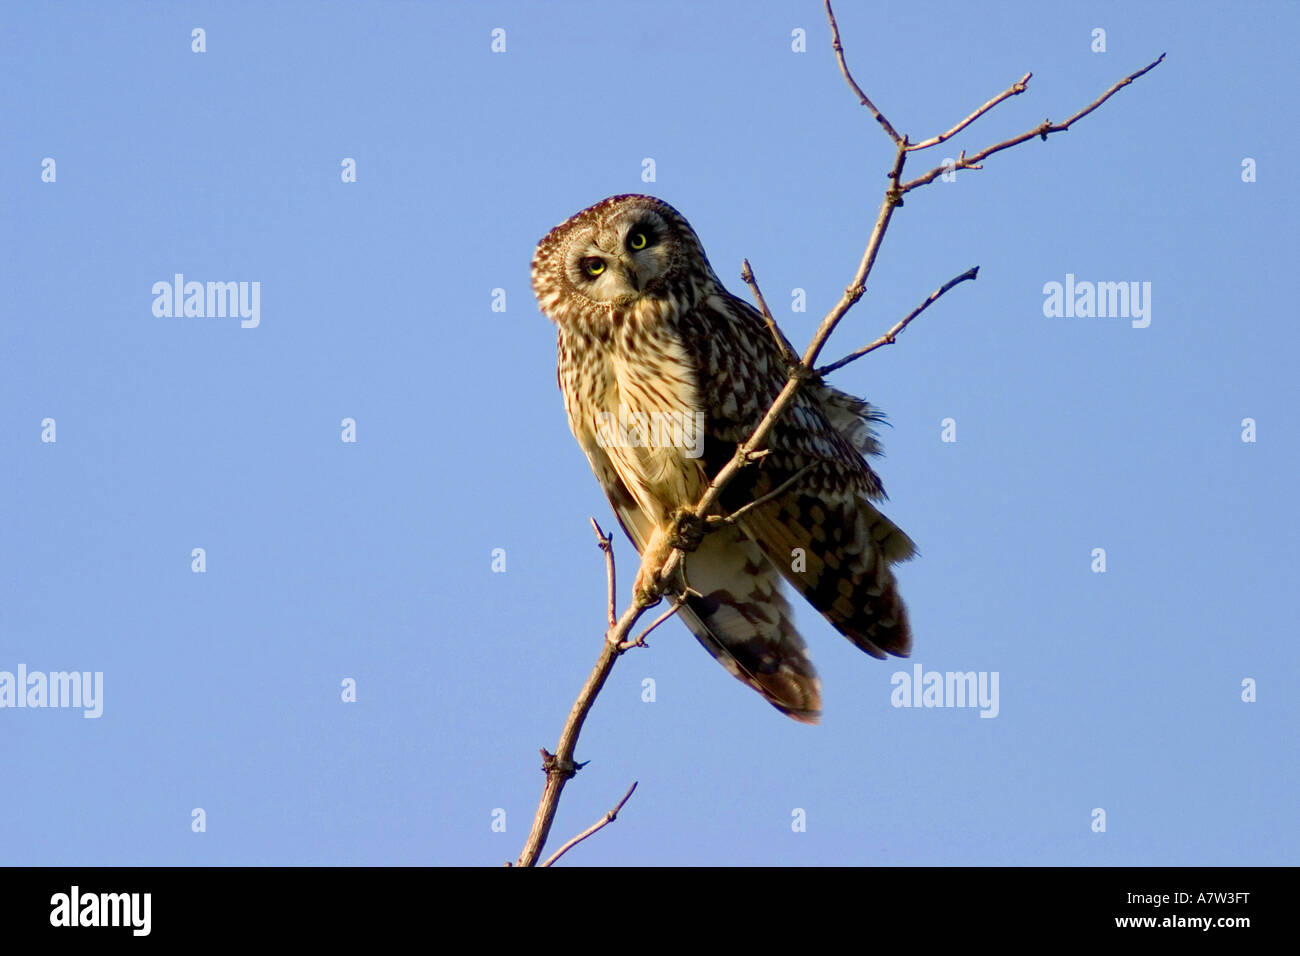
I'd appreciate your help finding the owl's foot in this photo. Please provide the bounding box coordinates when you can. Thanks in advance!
[667,508,707,553]
[633,564,664,609]
[634,522,692,607]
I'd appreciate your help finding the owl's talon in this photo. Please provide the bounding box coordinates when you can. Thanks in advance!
[633,563,665,608]
[668,509,706,552]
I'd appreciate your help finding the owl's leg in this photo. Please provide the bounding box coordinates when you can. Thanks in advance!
[633,509,707,606]
[633,524,675,607]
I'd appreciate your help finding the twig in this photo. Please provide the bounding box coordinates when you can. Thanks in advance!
[515,618,635,867]
[741,259,799,366]
[515,562,664,867]
[714,464,814,527]
[907,73,1032,151]
[807,141,910,365]
[590,518,616,628]
[620,592,690,650]
[1051,52,1165,129]
[901,53,1166,192]
[817,267,979,376]
[541,782,639,868]
[824,0,903,145]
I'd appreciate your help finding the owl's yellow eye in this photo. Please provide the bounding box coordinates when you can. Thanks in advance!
[580,257,605,277]
[629,231,648,251]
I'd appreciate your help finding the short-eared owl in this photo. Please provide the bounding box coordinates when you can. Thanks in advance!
[532,194,915,723]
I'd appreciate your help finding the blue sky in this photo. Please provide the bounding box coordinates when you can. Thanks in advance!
[2,0,1295,866]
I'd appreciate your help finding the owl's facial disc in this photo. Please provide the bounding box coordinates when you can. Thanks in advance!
[567,210,672,306]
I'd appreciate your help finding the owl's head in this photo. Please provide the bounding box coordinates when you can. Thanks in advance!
[532,194,719,329]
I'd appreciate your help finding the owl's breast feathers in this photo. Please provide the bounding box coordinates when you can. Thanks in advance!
[557,301,708,526]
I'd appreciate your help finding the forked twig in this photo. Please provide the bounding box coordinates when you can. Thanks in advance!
[620,593,691,651]
[900,53,1167,192]
[714,464,815,528]
[908,73,1032,151]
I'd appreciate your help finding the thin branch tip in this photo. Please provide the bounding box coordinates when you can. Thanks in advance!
[824,0,903,145]
[818,266,979,376]
[541,781,640,867]
[741,258,798,364]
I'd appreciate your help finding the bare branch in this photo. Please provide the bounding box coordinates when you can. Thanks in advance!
[1053,52,1165,129]
[825,0,903,145]
[620,592,691,651]
[907,73,1032,151]
[713,464,814,528]
[741,258,799,366]
[901,53,1166,192]
[590,517,616,628]
[541,782,638,868]
[818,267,979,376]
[514,592,658,867]
[517,10,1162,870]
[816,143,906,361]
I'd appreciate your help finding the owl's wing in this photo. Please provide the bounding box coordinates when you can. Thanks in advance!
[690,294,917,661]
[732,456,915,658]
[573,419,822,723]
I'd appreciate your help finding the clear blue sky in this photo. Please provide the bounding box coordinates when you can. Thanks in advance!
[2,1,1295,866]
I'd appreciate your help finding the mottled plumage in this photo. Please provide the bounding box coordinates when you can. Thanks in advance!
[532,194,915,723]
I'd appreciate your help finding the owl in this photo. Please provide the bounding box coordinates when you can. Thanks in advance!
[531,194,915,723]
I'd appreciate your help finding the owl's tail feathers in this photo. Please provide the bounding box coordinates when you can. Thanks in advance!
[742,491,916,660]
[675,527,822,723]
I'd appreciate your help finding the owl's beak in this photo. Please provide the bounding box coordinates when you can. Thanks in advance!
[624,263,641,293]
